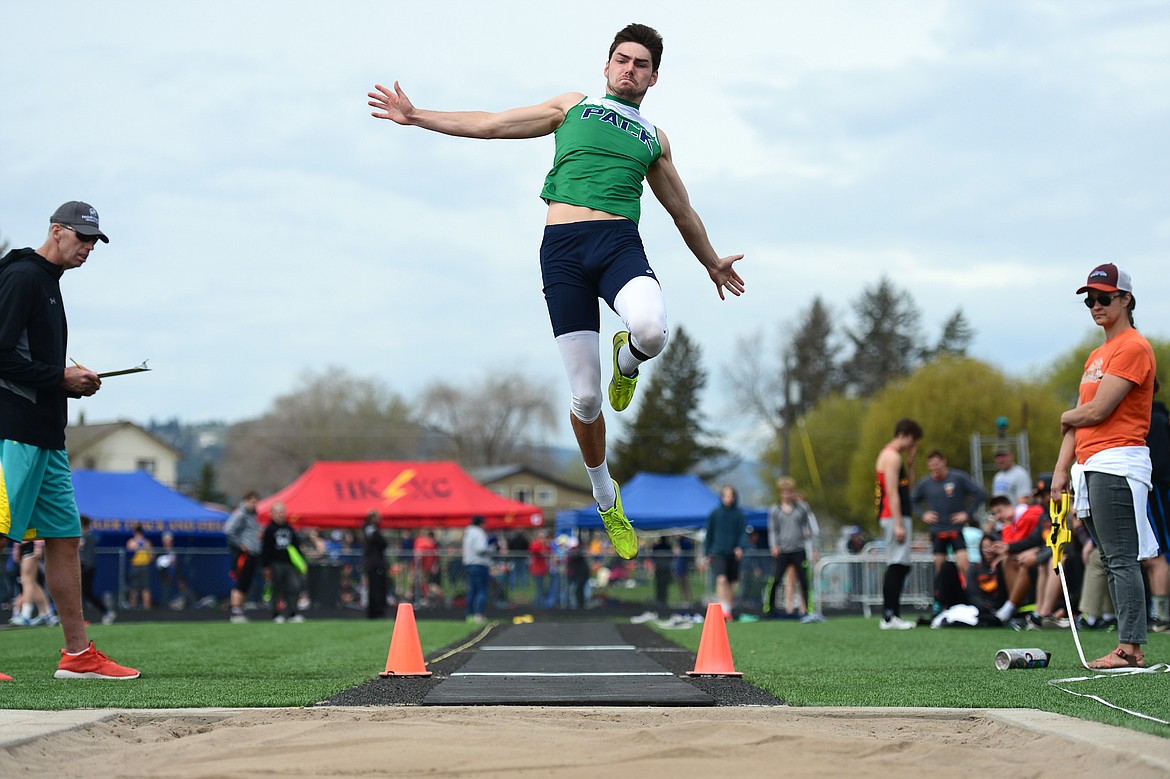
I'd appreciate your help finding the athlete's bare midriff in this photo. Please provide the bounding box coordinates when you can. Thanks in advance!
[546,201,629,226]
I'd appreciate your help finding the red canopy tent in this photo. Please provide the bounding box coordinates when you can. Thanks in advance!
[256,461,543,531]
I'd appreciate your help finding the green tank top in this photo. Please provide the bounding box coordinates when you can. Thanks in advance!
[540,94,662,224]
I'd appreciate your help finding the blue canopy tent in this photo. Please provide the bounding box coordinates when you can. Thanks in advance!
[71,469,232,606]
[72,469,228,536]
[554,472,768,533]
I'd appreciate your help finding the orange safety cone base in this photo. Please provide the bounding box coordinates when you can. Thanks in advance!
[687,603,742,677]
[379,603,433,677]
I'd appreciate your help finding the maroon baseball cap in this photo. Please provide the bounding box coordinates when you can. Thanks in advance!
[1077,263,1131,294]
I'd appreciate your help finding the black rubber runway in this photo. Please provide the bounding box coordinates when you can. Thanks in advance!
[423,622,713,705]
[319,621,783,708]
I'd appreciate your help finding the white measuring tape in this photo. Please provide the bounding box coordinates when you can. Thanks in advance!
[1047,558,1170,725]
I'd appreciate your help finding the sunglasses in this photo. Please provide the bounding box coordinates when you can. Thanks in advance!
[62,225,99,245]
[1083,292,1123,308]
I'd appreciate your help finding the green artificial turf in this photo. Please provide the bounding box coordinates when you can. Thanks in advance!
[665,615,1170,738]
[0,620,470,710]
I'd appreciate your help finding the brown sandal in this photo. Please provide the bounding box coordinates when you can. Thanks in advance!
[1087,647,1147,669]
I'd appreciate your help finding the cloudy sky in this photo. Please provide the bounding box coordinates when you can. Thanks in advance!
[2,1,1167,453]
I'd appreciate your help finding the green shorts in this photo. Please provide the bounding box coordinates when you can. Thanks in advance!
[0,440,81,541]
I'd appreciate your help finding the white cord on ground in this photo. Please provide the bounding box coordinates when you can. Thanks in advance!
[1047,561,1170,726]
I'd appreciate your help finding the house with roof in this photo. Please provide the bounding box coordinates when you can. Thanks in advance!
[65,418,181,487]
[469,464,593,515]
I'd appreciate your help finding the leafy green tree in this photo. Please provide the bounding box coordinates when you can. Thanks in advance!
[841,356,1066,530]
[927,309,974,359]
[760,392,867,522]
[841,276,924,397]
[611,326,727,482]
[195,461,225,504]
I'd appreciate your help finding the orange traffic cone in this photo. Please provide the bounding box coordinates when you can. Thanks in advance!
[687,603,742,676]
[378,603,433,677]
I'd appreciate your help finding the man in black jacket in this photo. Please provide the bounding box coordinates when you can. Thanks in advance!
[0,202,138,680]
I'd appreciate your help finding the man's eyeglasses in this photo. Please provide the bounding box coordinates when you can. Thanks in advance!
[61,225,99,245]
[1084,292,1122,308]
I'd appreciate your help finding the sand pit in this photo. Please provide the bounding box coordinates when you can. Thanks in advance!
[3,705,1169,778]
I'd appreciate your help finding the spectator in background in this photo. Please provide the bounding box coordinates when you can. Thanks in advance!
[986,494,1044,625]
[651,535,673,607]
[705,485,746,621]
[79,515,114,625]
[224,491,261,624]
[361,511,388,619]
[1078,535,1116,630]
[124,525,153,610]
[260,502,304,623]
[674,535,696,607]
[10,540,54,626]
[912,450,985,585]
[965,533,1008,621]
[528,529,552,607]
[875,417,924,630]
[413,529,442,607]
[767,477,814,618]
[155,531,185,610]
[462,515,492,623]
[566,538,591,609]
[1144,378,1170,631]
[992,449,1032,506]
[507,531,530,593]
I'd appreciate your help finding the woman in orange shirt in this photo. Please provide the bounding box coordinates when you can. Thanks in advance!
[1052,263,1157,669]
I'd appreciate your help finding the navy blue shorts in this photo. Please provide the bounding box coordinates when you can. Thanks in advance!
[539,220,658,337]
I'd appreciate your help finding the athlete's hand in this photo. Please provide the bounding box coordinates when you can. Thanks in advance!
[368,81,416,125]
[708,254,745,300]
[922,511,939,525]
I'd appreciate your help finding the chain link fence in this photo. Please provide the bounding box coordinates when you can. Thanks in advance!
[0,543,940,621]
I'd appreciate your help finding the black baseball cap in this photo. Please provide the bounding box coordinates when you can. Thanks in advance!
[50,201,109,243]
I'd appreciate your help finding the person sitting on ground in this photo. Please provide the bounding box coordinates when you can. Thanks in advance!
[966,533,1009,622]
[986,495,1045,625]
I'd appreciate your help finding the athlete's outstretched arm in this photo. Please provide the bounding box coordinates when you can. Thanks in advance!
[368,82,581,140]
[646,129,745,300]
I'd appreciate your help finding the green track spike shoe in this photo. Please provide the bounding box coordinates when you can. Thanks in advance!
[608,331,639,412]
[598,480,638,560]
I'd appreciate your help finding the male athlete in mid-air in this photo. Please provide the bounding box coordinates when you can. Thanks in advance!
[369,23,745,560]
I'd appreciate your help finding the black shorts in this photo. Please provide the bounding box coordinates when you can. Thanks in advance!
[540,220,658,337]
[931,530,966,557]
[233,551,258,593]
[710,555,739,583]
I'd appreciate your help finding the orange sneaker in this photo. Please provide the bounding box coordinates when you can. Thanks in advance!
[0,671,13,681]
[54,641,140,680]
